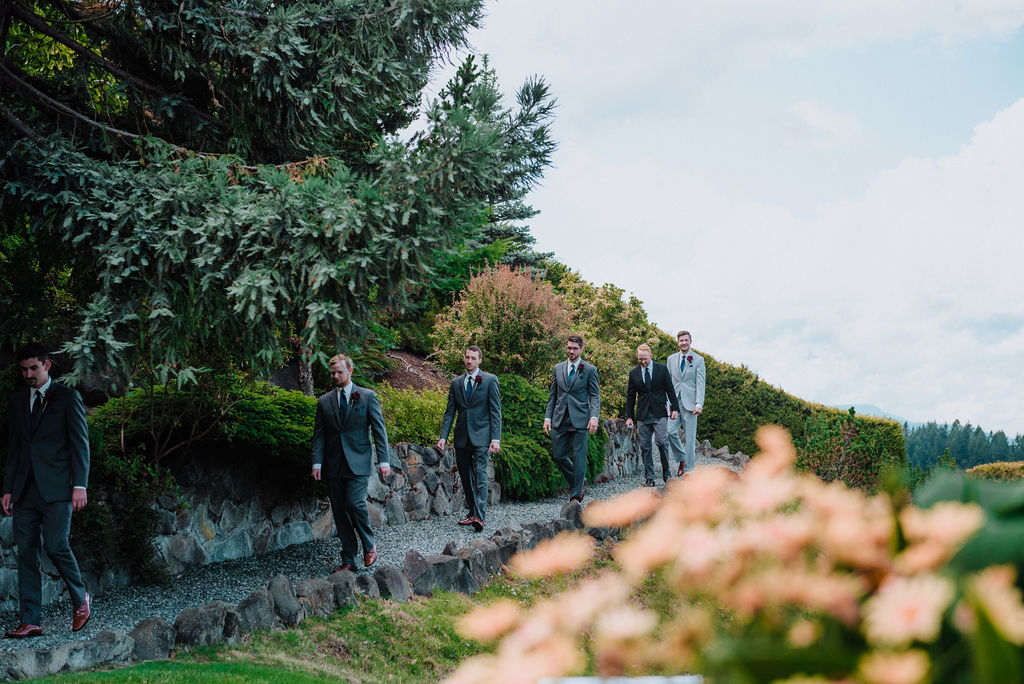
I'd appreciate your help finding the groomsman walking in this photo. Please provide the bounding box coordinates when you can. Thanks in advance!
[312,354,392,572]
[3,343,92,638]
[666,330,706,476]
[625,344,679,485]
[544,335,600,503]
[437,346,502,532]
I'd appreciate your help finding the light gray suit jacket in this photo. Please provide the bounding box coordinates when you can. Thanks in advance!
[312,384,390,478]
[440,372,502,449]
[667,351,706,412]
[545,360,600,430]
[4,383,90,503]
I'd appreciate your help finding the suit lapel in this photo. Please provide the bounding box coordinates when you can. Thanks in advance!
[458,374,470,405]
[341,384,357,427]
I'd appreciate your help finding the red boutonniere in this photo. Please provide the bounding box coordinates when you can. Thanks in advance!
[577,361,585,371]
[686,355,693,363]
[351,391,360,403]
[474,375,482,385]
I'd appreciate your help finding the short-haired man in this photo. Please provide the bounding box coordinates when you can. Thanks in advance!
[437,345,502,532]
[625,344,679,486]
[544,335,600,503]
[3,343,92,638]
[312,354,392,572]
[666,330,706,476]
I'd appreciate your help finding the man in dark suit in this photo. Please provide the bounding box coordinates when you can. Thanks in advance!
[437,345,501,532]
[625,344,680,486]
[544,335,601,503]
[312,354,392,572]
[3,343,92,638]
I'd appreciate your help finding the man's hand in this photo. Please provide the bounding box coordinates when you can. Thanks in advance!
[587,417,599,435]
[379,463,392,478]
[435,439,446,451]
[312,467,322,481]
[625,418,634,429]
[72,488,88,513]
[1,493,11,517]
[670,410,679,420]
[489,440,500,454]
[543,418,551,435]
[693,407,702,415]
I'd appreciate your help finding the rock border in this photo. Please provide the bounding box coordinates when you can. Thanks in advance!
[0,502,596,681]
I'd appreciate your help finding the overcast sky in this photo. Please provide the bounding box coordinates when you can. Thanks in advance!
[433,1,1024,435]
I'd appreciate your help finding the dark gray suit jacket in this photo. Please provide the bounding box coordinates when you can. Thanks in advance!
[4,382,90,503]
[440,372,502,448]
[545,360,600,430]
[311,384,390,478]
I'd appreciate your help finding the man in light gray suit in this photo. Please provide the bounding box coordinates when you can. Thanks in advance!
[544,335,600,503]
[3,343,92,638]
[437,345,501,532]
[666,330,706,476]
[312,354,391,572]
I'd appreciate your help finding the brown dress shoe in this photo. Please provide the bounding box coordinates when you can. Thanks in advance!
[332,564,356,573]
[457,516,475,526]
[471,517,484,532]
[72,592,91,632]
[363,548,377,568]
[677,462,686,477]
[5,623,43,638]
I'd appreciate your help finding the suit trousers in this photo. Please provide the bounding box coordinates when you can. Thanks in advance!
[551,427,588,499]
[13,478,87,625]
[456,445,489,521]
[666,410,699,471]
[327,474,374,566]
[637,418,670,481]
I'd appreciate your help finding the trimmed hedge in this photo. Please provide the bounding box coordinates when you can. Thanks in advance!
[375,382,448,445]
[967,461,1024,481]
[796,408,905,490]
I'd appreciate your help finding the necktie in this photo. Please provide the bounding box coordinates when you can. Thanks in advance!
[466,376,474,397]
[32,391,43,417]
[681,358,686,373]
[339,388,348,413]
[568,364,576,382]
[643,367,650,386]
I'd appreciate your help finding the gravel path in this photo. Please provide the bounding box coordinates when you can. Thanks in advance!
[0,455,729,655]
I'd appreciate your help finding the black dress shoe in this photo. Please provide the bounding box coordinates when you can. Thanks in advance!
[644,479,656,487]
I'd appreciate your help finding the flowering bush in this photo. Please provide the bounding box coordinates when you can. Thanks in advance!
[448,426,1023,684]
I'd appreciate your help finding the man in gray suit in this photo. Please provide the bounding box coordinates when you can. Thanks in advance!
[3,343,92,638]
[437,346,501,532]
[666,330,706,476]
[312,354,392,572]
[544,335,600,503]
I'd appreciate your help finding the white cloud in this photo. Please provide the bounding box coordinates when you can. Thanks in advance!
[787,99,863,148]
[529,99,1024,434]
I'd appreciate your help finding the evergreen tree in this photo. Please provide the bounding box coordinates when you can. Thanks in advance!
[0,0,555,382]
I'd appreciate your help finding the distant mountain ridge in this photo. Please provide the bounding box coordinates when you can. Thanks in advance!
[831,404,924,428]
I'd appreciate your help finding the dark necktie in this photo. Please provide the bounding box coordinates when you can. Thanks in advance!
[643,367,650,387]
[32,391,43,418]
[681,358,686,373]
[569,364,576,382]
[338,389,348,415]
[466,376,474,397]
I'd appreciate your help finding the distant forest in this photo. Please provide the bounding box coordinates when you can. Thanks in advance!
[905,421,1024,470]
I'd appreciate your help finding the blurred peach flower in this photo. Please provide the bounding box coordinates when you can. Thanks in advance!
[508,531,595,578]
[614,514,683,579]
[593,605,658,643]
[583,487,660,528]
[665,465,736,523]
[857,649,930,684]
[862,574,954,646]
[747,424,796,477]
[735,474,796,514]
[788,618,822,648]
[892,541,950,575]
[549,573,630,633]
[965,565,1024,643]
[457,599,521,642]
[900,501,984,550]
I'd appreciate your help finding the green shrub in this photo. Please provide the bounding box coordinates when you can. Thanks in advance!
[432,265,569,379]
[587,426,608,483]
[375,382,448,445]
[966,461,1024,481]
[796,408,905,490]
[493,433,562,500]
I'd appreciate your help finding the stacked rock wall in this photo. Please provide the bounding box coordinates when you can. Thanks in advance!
[0,419,641,614]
